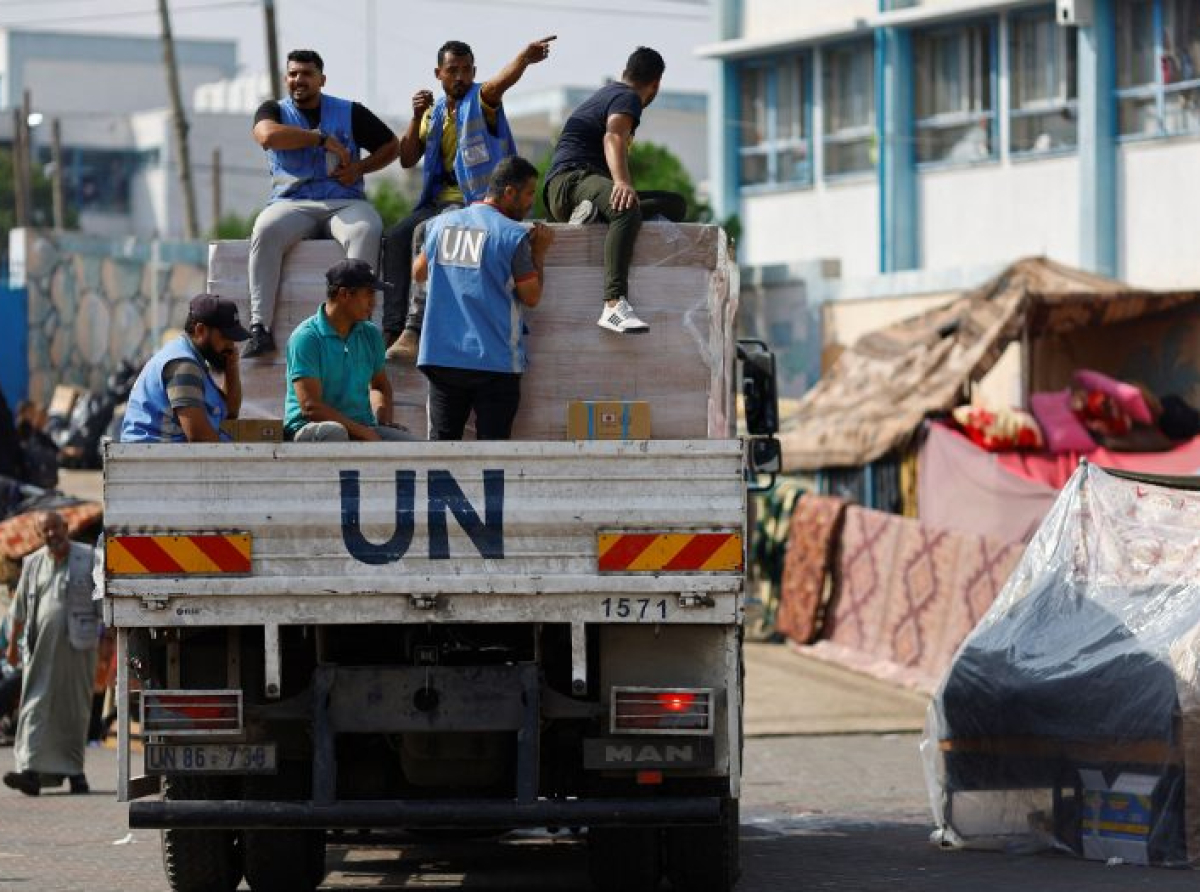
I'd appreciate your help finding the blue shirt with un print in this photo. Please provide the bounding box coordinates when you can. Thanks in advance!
[418,203,534,375]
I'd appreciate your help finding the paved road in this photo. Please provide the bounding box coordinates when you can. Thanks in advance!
[2,732,1197,892]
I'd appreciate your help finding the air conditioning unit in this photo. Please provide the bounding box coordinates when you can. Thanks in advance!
[1056,0,1093,26]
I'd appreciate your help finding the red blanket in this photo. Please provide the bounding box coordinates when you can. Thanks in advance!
[0,502,103,560]
[808,506,1023,693]
[996,434,1200,489]
[777,495,847,645]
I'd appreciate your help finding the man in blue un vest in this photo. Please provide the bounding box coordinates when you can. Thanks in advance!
[121,294,249,443]
[381,36,555,364]
[244,48,400,358]
[413,156,552,440]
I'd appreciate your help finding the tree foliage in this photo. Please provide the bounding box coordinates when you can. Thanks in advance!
[369,179,413,230]
[627,141,711,223]
[0,147,79,248]
[210,211,259,240]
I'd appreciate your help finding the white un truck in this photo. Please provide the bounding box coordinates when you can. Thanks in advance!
[101,224,780,892]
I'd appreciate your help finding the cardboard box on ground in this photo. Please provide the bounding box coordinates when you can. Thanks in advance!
[206,223,735,441]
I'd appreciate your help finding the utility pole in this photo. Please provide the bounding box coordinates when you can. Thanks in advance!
[211,147,222,234]
[11,109,28,227]
[157,0,200,239]
[20,89,34,225]
[50,117,65,231]
[264,0,282,99]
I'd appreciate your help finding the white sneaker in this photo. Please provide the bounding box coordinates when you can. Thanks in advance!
[568,199,597,224]
[598,298,650,334]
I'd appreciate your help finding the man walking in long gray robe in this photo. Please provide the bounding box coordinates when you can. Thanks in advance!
[3,511,99,796]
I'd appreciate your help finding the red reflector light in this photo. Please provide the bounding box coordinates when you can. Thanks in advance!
[142,690,243,736]
[637,770,664,785]
[611,687,714,735]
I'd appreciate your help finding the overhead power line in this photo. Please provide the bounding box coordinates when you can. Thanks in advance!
[0,0,256,28]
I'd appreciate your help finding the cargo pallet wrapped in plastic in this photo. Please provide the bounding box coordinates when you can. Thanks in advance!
[923,462,1200,867]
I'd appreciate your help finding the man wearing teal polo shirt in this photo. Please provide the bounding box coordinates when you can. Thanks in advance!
[284,259,413,442]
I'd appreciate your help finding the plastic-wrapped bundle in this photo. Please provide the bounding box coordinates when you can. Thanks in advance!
[923,463,1200,867]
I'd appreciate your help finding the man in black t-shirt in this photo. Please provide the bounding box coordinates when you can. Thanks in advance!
[244,48,400,358]
[544,47,687,335]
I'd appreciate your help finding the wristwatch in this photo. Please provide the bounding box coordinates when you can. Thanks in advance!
[316,130,327,148]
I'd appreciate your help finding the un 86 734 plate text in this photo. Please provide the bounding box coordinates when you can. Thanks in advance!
[145,744,277,774]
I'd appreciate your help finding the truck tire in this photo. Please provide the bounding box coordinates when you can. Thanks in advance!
[160,776,242,892]
[665,798,740,892]
[587,826,662,892]
[242,765,327,892]
[243,829,326,892]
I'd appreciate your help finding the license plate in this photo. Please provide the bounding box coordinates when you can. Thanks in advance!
[144,743,277,774]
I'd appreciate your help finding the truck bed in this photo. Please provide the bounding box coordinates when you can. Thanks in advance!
[103,439,745,628]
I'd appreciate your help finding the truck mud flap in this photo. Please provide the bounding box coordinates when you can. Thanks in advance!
[129,796,722,830]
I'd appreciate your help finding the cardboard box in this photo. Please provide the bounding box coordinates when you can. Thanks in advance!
[1079,770,1157,865]
[567,401,651,440]
[220,418,283,443]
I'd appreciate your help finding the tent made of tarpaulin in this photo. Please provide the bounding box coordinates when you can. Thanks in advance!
[780,257,1200,471]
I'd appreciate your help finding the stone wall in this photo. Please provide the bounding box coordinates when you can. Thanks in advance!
[12,228,206,405]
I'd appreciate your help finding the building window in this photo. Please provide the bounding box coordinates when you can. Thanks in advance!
[1117,0,1200,136]
[37,146,157,215]
[1009,10,1078,153]
[738,56,811,188]
[914,22,996,164]
[822,41,876,176]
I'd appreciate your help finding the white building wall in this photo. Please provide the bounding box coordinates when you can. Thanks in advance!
[23,59,231,115]
[740,181,880,278]
[1119,138,1200,288]
[918,155,1079,271]
[130,112,171,240]
[740,0,876,39]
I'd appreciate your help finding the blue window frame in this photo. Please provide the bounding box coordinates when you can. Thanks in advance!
[913,20,998,164]
[823,40,877,177]
[1010,7,1078,154]
[1116,0,1200,137]
[738,54,812,189]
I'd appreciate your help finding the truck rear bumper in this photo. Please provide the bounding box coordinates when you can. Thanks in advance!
[129,796,722,830]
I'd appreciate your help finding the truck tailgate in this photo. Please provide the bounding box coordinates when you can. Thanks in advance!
[103,440,745,626]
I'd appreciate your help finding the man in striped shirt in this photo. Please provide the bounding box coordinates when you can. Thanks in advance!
[121,294,249,443]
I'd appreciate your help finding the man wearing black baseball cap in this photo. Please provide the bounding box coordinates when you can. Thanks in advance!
[121,294,248,443]
[283,259,413,441]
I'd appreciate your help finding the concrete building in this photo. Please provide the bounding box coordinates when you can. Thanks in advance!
[700,0,1200,397]
[0,28,248,238]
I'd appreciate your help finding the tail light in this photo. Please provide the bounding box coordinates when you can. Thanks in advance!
[141,690,242,737]
[610,687,714,736]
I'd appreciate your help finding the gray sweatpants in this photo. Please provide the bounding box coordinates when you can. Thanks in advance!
[291,421,416,442]
[248,199,383,329]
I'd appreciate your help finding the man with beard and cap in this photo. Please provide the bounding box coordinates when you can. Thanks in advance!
[243,48,401,359]
[3,511,100,796]
[120,294,249,443]
[381,36,555,364]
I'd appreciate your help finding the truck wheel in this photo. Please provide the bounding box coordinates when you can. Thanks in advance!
[665,798,740,892]
[242,766,327,892]
[587,826,662,892]
[160,776,242,892]
[243,829,326,892]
